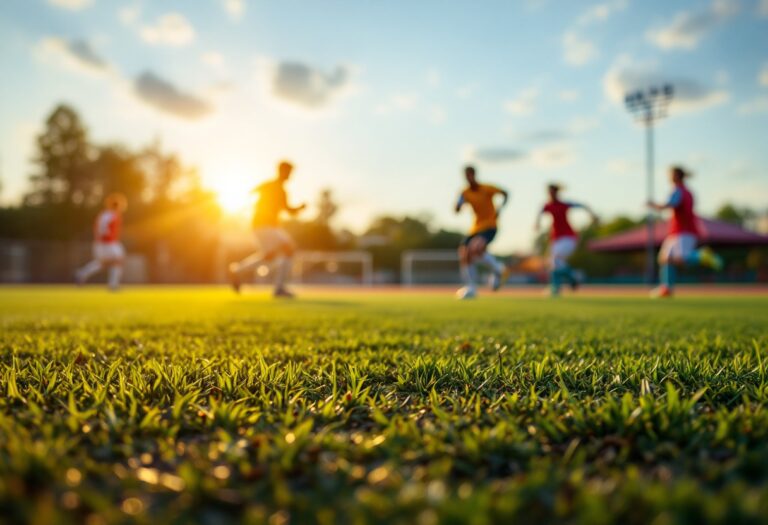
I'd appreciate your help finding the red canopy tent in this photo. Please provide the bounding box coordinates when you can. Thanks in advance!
[589,218,768,252]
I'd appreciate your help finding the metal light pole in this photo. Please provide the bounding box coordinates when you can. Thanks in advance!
[624,84,673,285]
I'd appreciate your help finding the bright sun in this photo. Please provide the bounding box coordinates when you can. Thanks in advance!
[215,183,251,214]
[207,166,253,215]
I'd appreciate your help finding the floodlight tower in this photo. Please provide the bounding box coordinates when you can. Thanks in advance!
[624,84,674,285]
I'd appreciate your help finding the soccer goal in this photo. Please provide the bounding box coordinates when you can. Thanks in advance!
[401,249,461,287]
[294,250,373,286]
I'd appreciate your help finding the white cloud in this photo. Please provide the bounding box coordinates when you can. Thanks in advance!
[265,60,355,110]
[568,116,600,134]
[37,37,112,77]
[563,31,598,66]
[760,0,768,16]
[738,96,768,115]
[222,0,245,20]
[119,5,140,25]
[48,0,93,10]
[141,13,195,46]
[134,71,213,119]
[375,93,420,115]
[760,63,768,87]
[504,87,539,116]
[576,0,629,25]
[603,56,729,114]
[646,0,739,51]
[562,0,627,67]
[468,143,575,169]
[429,106,447,125]
[201,51,226,71]
[559,89,580,102]
[605,158,637,176]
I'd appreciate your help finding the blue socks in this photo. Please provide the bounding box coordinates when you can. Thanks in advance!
[661,264,676,289]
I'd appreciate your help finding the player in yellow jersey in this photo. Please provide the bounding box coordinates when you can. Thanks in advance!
[455,165,509,299]
[228,161,306,297]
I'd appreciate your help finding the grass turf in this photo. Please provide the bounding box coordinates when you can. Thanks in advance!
[1,287,767,524]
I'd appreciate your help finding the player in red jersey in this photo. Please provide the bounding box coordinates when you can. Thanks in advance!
[76,193,127,291]
[228,161,306,297]
[647,166,722,298]
[535,184,597,296]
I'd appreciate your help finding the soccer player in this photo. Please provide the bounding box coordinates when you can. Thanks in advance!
[647,165,722,298]
[228,161,306,297]
[455,165,509,299]
[75,193,127,291]
[535,184,598,296]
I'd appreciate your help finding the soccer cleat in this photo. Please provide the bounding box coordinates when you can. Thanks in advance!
[228,264,241,294]
[698,247,723,271]
[456,286,477,300]
[650,285,673,298]
[74,271,85,287]
[273,287,296,299]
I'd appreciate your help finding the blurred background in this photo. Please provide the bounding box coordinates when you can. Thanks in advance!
[0,0,767,285]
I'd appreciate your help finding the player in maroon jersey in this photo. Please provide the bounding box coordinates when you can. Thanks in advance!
[535,184,598,296]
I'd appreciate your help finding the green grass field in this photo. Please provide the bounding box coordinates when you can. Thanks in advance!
[1,287,768,525]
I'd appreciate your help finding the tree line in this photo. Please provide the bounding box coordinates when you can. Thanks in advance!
[0,104,763,282]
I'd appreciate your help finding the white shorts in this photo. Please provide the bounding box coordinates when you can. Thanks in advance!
[253,227,295,255]
[93,241,125,262]
[658,233,697,263]
[550,236,577,269]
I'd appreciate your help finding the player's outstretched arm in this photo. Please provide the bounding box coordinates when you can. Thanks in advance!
[496,189,509,217]
[648,188,682,212]
[534,208,544,232]
[455,194,465,214]
[286,203,307,216]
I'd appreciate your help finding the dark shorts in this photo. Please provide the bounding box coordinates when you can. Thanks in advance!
[461,228,497,247]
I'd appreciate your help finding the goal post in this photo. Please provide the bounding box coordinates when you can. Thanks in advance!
[401,249,460,287]
[294,250,373,286]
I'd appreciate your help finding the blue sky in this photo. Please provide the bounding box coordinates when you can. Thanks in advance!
[1,0,767,251]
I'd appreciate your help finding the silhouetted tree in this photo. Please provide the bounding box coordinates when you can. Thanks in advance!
[25,104,95,206]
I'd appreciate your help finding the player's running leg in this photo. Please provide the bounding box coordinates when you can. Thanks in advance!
[651,236,678,298]
[272,241,296,298]
[76,259,102,285]
[456,241,478,299]
[108,263,123,291]
[686,246,723,271]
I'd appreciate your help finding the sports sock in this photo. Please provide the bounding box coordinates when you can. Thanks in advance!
[78,260,102,281]
[108,265,123,290]
[481,252,503,274]
[460,263,477,287]
[661,263,676,289]
[684,251,701,266]
[550,269,561,294]
[274,256,292,290]
[562,265,577,286]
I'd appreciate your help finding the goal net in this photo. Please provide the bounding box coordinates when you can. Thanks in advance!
[401,250,463,286]
[293,250,373,286]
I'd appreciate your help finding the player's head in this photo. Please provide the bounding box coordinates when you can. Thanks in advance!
[670,165,689,184]
[104,192,127,212]
[547,183,562,200]
[464,165,477,186]
[277,161,294,181]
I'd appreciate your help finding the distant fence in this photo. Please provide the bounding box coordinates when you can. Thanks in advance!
[0,239,147,284]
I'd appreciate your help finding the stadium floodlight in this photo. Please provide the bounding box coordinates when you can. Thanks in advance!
[624,83,674,285]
